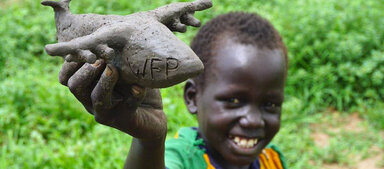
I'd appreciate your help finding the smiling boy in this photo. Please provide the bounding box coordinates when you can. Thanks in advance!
[56,12,288,169]
[167,12,288,169]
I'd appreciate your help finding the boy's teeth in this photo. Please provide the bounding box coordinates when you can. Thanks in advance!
[247,140,253,148]
[240,139,247,146]
[231,136,258,148]
[234,136,240,143]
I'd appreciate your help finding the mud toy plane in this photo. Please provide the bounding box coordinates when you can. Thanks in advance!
[42,0,212,88]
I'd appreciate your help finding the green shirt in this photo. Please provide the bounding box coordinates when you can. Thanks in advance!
[165,127,287,169]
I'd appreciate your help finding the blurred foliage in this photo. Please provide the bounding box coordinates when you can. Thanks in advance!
[0,0,383,168]
[275,0,384,111]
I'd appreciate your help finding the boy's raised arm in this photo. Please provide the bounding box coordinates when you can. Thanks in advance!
[43,0,213,167]
[58,60,167,169]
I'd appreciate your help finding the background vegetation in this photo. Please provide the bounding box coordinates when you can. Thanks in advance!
[0,0,383,168]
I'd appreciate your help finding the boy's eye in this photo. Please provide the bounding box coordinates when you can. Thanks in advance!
[229,98,240,104]
[264,102,280,112]
[266,102,276,108]
[220,98,243,108]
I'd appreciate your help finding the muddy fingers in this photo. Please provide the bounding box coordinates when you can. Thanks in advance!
[59,61,84,86]
[91,65,120,122]
[66,60,106,112]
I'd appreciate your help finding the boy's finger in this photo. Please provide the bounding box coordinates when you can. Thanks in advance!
[91,65,119,115]
[141,89,163,109]
[67,60,106,108]
[59,61,84,86]
[131,85,145,98]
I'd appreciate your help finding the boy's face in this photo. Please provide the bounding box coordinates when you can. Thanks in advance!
[193,38,286,166]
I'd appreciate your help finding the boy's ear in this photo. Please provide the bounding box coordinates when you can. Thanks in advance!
[183,79,198,114]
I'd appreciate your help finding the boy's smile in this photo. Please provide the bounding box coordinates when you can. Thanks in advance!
[187,37,286,167]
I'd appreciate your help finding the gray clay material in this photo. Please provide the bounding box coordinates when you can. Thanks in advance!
[42,0,212,88]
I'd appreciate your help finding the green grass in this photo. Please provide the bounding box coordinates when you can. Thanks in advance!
[0,0,383,168]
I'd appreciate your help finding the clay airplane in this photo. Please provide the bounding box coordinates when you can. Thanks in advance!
[42,0,212,88]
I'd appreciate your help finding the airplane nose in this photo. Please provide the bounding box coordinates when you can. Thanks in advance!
[120,21,204,88]
[141,26,204,87]
[166,46,204,83]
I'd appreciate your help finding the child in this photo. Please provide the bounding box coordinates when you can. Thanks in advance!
[56,12,288,169]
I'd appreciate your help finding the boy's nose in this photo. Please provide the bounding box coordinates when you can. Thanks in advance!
[239,110,265,128]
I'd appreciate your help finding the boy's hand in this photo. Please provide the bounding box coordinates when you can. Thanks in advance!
[60,60,167,141]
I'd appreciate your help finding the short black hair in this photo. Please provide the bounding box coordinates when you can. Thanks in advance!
[190,12,288,89]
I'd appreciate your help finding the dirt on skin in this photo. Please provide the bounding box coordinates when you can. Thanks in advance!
[310,110,384,169]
